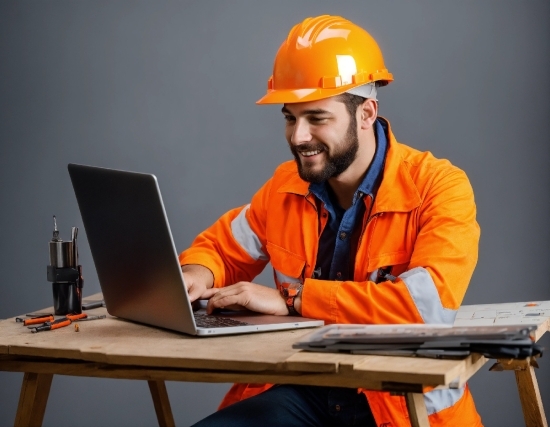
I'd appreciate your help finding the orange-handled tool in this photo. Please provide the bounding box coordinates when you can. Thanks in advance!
[67,313,87,321]
[31,317,72,333]
[16,315,55,326]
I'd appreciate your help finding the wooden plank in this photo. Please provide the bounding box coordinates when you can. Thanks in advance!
[1,312,488,388]
[0,318,12,354]
[2,296,535,390]
[14,372,53,427]
[284,350,485,387]
[283,351,368,373]
[534,317,550,342]
[77,327,306,371]
[426,354,487,391]
[348,354,466,386]
[491,357,537,371]
[1,312,311,372]
[451,353,487,388]
[515,365,548,427]
[148,381,175,427]
[0,355,489,397]
[0,356,390,390]
[405,392,430,427]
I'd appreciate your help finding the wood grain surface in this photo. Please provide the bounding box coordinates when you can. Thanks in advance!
[0,294,491,389]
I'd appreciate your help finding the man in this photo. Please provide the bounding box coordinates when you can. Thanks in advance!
[180,15,482,427]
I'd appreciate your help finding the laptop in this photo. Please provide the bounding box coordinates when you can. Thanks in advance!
[68,163,324,336]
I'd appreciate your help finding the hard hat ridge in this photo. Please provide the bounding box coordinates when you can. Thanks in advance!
[257,15,393,104]
[287,15,347,49]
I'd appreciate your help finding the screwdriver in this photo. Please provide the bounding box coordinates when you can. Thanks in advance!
[73,314,106,321]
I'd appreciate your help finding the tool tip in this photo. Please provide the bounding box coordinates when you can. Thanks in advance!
[52,216,60,240]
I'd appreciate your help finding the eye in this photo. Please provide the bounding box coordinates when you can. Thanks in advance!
[309,116,327,124]
[283,115,295,123]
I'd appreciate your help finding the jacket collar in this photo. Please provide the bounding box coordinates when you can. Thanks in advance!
[277,167,309,196]
[277,117,422,214]
[371,117,421,214]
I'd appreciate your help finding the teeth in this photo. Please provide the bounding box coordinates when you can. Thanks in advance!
[301,150,321,157]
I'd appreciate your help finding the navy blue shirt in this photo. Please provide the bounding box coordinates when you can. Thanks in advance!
[309,118,388,281]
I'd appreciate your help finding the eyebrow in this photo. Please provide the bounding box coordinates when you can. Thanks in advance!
[281,107,331,116]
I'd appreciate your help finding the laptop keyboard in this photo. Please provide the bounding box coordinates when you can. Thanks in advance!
[194,313,250,328]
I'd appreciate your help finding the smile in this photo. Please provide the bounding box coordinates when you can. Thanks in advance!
[300,149,323,157]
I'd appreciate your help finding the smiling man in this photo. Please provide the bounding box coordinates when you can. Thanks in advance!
[180,15,482,427]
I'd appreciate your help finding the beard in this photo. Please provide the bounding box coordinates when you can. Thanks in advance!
[289,115,359,184]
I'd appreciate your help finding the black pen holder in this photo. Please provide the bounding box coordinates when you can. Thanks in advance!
[47,265,83,315]
[47,237,83,315]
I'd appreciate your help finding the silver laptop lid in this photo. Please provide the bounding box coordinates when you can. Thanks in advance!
[68,163,199,335]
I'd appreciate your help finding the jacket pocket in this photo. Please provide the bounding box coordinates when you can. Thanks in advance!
[266,241,306,287]
[367,251,411,274]
[367,251,411,282]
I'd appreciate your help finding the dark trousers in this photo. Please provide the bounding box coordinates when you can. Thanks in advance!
[191,384,377,427]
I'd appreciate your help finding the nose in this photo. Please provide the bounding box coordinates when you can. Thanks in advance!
[290,118,312,145]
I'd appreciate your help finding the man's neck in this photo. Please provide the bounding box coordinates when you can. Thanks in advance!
[328,127,377,209]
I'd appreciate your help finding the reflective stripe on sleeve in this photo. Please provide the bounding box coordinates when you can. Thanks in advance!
[230,205,268,261]
[424,386,465,415]
[399,267,457,325]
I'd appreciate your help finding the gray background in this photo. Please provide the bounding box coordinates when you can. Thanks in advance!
[1,1,549,426]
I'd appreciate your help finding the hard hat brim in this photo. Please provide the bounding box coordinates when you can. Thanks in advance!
[256,87,351,105]
[256,79,392,105]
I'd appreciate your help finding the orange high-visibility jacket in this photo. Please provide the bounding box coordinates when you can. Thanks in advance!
[179,119,482,427]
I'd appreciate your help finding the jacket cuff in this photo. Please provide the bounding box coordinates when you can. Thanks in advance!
[301,277,340,322]
[179,250,225,288]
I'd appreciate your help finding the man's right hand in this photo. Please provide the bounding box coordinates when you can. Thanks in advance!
[181,264,214,302]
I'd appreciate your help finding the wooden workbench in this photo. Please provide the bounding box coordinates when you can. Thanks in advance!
[0,296,548,427]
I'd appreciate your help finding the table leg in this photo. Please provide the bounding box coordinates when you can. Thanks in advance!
[14,372,53,427]
[148,380,175,427]
[515,366,548,427]
[405,392,429,427]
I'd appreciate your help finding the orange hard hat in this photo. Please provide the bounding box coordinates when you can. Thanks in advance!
[257,15,393,104]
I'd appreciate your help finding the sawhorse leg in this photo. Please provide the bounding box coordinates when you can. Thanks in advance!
[14,372,53,427]
[148,380,175,427]
[491,357,548,427]
[405,392,430,427]
[515,365,548,427]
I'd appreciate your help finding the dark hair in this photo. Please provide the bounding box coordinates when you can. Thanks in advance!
[337,92,367,117]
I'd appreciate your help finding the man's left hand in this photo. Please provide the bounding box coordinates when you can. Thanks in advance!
[199,282,288,316]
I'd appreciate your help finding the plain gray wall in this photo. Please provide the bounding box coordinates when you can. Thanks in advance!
[1,1,549,426]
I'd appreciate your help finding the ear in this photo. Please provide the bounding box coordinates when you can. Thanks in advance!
[359,99,378,130]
